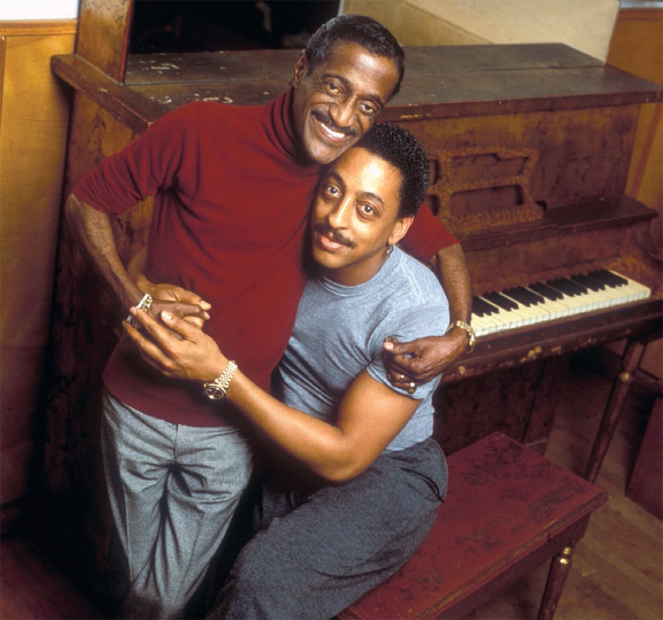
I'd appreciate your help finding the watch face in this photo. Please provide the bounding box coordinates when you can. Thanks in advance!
[204,384,225,400]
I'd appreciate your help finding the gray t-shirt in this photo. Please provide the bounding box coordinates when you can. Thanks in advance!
[275,246,449,452]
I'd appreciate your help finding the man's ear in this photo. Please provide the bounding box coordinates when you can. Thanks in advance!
[292,51,308,88]
[389,216,414,247]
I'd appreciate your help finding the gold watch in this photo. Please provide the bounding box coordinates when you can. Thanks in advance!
[203,361,238,400]
[446,320,476,352]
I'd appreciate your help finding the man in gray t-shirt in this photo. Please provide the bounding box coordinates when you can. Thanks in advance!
[278,243,447,452]
[126,123,450,619]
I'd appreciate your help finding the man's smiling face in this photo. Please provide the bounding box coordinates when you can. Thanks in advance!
[310,146,413,286]
[291,41,400,165]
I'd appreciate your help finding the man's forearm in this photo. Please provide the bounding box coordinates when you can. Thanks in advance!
[65,193,144,310]
[431,243,472,325]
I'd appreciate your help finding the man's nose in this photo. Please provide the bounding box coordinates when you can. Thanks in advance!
[329,98,355,129]
[327,197,353,227]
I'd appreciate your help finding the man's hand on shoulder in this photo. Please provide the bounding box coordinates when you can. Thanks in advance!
[382,329,470,389]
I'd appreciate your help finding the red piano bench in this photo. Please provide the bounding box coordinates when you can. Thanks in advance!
[339,432,608,620]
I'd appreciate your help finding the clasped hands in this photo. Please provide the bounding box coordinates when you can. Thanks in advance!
[133,274,211,330]
[128,278,465,389]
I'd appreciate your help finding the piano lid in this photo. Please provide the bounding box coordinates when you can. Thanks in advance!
[52,43,662,133]
[385,44,662,120]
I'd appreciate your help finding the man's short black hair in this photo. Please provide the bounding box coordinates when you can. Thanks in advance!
[305,14,405,99]
[355,122,430,219]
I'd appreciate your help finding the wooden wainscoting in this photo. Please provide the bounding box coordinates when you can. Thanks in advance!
[0,19,77,533]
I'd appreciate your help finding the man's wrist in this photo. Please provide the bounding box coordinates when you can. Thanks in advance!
[203,361,238,400]
[135,274,154,297]
[446,320,475,353]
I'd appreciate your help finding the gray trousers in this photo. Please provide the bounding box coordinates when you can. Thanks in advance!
[210,438,447,620]
[101,391,253,620]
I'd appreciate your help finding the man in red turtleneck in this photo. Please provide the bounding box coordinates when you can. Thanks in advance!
[66,14,472,620]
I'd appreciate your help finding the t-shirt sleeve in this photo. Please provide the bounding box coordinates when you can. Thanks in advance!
[365,299,449,401]
[400,206,458,264]
[72,103,202,216]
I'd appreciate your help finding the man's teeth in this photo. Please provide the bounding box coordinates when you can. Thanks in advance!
[323,234,343,248]
[321,123,346,140]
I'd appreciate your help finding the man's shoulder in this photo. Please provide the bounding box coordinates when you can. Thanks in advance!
[397,249,434,275]
[381,252,448,323]
[174,100,263,122]
[147,100,271,147]
[395,250,444,293]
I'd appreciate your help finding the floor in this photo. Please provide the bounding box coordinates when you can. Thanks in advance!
[0,350,661,619]
[468,351,663,620]
[0,535,104,619]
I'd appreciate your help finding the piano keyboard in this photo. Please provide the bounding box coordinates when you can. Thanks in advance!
[472,269,651,338]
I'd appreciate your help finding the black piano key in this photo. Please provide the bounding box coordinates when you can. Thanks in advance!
[528,282,564,301]
[547,277,588,297]
[571,273,605,291]
[483,291,520,312]
[480,297,501,315]
[503,286,545,306]
[588,269,628,288]
[472,296,486,317]
[472,296,499,317]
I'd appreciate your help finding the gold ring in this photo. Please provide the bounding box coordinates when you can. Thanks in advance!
[408,382,416,394]
[398,374,405,381]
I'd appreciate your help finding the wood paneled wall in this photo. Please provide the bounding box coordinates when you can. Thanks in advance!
[341,0,619,61]
[0,19,77,533]
[608,7,662,242]
[607,7,663,378]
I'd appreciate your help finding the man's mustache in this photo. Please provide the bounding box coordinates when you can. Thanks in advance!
[313,222,356,249]
[311,110,358,138]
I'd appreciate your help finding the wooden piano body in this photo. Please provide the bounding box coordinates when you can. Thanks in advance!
[44,0,661,605]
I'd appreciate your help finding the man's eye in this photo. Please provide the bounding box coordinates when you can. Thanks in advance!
[325,82,342,96]
[359,102,378,117]
[325,185,340,196]
[360,204,374,215]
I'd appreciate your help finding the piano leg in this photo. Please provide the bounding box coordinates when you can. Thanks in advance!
[584,339,646,483]
[524,357,569,455]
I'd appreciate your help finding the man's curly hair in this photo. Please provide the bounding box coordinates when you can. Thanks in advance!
[355,122,430,219]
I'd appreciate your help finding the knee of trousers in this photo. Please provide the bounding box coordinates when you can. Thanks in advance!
[220,546,331,620]
[121,591,187,620]
[230,540,295,599]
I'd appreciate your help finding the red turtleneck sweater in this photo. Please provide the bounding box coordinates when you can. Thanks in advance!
[73,91,457,427]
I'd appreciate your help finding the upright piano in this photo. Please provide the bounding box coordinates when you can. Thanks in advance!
[45,0,661,605]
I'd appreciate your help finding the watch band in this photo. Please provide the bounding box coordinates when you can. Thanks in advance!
[126,293,153,327]
[446,320,476,352]
[203,361,238,400]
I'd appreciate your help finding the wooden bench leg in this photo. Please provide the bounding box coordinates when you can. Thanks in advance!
[537,546,574,620]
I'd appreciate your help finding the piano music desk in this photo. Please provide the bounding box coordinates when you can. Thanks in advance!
[339,432,608,620]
